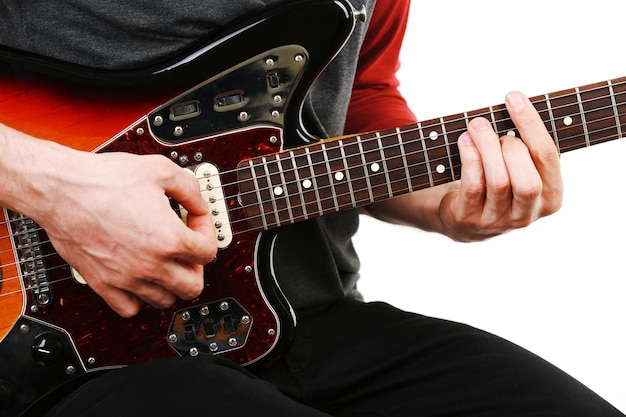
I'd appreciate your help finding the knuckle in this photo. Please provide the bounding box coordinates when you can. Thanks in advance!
[153,232,186,258]
[491,179,511,196]
[542,196,563,216]
[152,293,177,309]
[513,215,534,229]
[515,182,542,201]
[117,302,142,318]
[179,276,205,300]
[535,146,560,166]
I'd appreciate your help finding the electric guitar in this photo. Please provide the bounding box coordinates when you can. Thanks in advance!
[0,0,624,415]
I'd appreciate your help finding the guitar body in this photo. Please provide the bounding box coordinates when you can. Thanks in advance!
[0,1,361,415]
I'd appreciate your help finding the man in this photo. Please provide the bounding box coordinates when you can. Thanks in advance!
[0,0,622,415]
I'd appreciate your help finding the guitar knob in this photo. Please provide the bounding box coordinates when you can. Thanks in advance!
[31,332,66,367]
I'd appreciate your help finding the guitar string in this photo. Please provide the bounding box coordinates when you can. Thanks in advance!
[0,84,623,243]
[201,83,626,214]
[0,108,622,296]
[0,96,620,249]
[0,83,625,295]
[213,92,626,229]
[0,86,623,261]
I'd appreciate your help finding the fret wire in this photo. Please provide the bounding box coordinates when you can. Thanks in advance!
[463,111,470,130]
[417,121,435,187]
[440,116,457,182]
[261,156,281,227]
[396,127,414,193]
[321,143,340,212]
[248,159,269,230]
[305,147,324,216]
[488,105,497,128]
[338,139,357,207]
[275,153,294,224]
[356,135,375,203]
[575,87,591,147]
[376,132,394,199]
[544,93,560,153]
[607,80,623,139]
[290,150,309,220]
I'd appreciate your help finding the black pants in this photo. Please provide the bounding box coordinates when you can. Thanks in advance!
[43,299,623,417]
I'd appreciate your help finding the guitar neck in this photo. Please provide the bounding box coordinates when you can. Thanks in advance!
[238,77,626,230]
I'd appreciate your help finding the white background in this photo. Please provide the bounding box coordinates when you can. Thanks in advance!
[354,0,625,412]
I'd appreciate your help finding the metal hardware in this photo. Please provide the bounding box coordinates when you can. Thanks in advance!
[354,4,368,22]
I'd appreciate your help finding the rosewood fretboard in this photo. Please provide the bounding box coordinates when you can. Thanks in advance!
[237,77,626,231]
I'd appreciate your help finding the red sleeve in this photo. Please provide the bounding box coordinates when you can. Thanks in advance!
[344,0,417,135]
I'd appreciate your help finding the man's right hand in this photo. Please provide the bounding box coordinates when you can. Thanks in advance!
[1,125,217,317]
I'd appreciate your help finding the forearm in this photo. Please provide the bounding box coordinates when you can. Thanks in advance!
[0,123,76,220]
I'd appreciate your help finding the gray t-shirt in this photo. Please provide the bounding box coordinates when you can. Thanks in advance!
[0,0,376,314]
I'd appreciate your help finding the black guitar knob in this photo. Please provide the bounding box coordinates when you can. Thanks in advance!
[31,332,66,367]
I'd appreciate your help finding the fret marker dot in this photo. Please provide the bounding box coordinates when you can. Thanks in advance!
[507,130,516,137]
[273,186,284,196]
[302,179,312,189]
[429,131,439,141]
[563,116,573,126]
[334,171,345,181]
[436,164,446,174]
[370,163,381,173]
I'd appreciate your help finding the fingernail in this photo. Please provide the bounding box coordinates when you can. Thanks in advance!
[459,132,474,145]
[469,117,490,131]
[506,91,526,111]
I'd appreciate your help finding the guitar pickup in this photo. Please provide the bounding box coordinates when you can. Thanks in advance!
[179,162,233,249]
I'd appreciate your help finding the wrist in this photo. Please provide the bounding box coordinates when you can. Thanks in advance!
[0,124,80,222]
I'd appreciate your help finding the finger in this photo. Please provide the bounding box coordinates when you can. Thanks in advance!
[500,135,542,224]
[124,277,180,308]
[178,210,218,265]
[153,158,217,265]
[456,132,486,214]
[142,261,205,301]
[465,117,512,216]
[162,162,209,216]
[88,278,147,318]
[505,91,563,213]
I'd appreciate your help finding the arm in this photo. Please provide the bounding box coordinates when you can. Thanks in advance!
[0,123,216,317]
[347,1,563,242]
